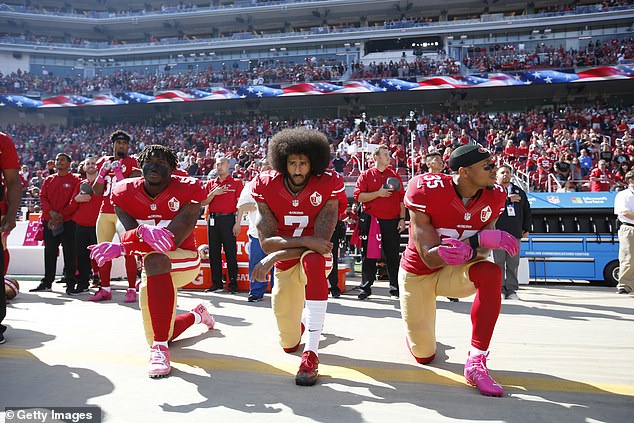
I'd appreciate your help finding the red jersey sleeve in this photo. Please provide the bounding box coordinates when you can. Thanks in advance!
[0,132,19,170]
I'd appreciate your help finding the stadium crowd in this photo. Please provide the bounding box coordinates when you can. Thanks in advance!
[0,37,632,96]
[463,37,633,72]
[6,104,634,221]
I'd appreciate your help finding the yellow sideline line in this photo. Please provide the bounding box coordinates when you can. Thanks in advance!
[2,347,633,397]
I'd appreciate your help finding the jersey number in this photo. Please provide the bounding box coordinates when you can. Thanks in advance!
[284,215,309,237]
[419,174,445,189]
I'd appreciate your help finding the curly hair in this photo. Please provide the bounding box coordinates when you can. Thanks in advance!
[137,144,178,170]
[267,127,331,175]
[110,130,131,144]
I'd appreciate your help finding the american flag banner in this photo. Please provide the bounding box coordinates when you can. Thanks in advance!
[281,82,345,96]
[235,85,285,98]
[119,91,155,104]
[41,95,93,107]
[0,94,43,108]
[85,94,127,106]
[0,65,631,109]
[189,88,240,100]
[153,90,198,102]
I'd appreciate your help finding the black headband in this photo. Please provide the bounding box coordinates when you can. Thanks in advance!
[449,145,491,171]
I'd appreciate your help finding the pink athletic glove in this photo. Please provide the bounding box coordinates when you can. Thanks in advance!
[478,229,520,256]
[437,238,473,266]
[111,160,124,181]
[89,242,125,267]
[137,224,175,253]
[98,161,111,176]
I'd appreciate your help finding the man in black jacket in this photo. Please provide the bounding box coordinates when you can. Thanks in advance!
[494,165,531,300]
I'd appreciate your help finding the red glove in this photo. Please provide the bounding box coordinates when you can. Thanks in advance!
[478,230,520,256]
[137,224,175,253]
[89,242,125,267]
[437,238,473,266]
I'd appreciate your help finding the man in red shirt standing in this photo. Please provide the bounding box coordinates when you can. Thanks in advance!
[69,156,103,294]
[201,157,243,293]
[354,144,406,300]
[589,160,615,192]
[89,131,142,302]
[0,132,21,344]
[30,153,80,293]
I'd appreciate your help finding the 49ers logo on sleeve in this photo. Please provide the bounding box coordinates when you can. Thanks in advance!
[310,191,322,207]
[480,205,492,222]
[168,197,180,212]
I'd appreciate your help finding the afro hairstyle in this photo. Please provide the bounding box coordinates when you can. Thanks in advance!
[267,127,331,176]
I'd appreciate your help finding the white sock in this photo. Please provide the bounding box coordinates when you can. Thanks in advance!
[152,341,168,348]
[102,287,111,292]
[303,300,327,354]
[127,288,135,292]
[191,310,202,325]
[470,346,488,357]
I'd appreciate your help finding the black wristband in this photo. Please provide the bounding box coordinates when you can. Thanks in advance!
[468,234,480,250]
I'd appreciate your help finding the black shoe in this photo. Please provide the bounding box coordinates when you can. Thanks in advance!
[358,291,370,300]
[68,285,89,295]
[0,333,5,344]
[448,297,459,302]
[247,295,262,302]
[56,277,67,285]
[30,283,52,292]
[205,285,224,293]
[330,289,341,298]
[617,288,629,295]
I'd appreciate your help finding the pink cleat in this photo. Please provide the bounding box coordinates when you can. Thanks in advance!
[192,303,215,330]
[124,289,137,303]
[88,288,112,302]
[464,352,504,397]
[148,345,171,378]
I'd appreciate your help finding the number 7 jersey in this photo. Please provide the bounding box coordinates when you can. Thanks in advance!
[252,169,344,238]
[400,173,506,275]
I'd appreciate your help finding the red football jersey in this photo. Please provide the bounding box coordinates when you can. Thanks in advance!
[112,176,206,251]
[400,173,506,275]
[252,169,344,268]
[97,155,140,214]
[536,157,552,173]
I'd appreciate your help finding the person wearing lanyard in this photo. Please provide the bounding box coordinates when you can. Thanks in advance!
[614,170,634,295]
[493,165,531,300]
[201,157,244,293]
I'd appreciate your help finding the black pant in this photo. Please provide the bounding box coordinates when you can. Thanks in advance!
[328,220,345,294]
[0,236,6,336]
[360,217,400,296]
[43,220,76,289]
[208,213,238,290]
[75,224,97,289]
